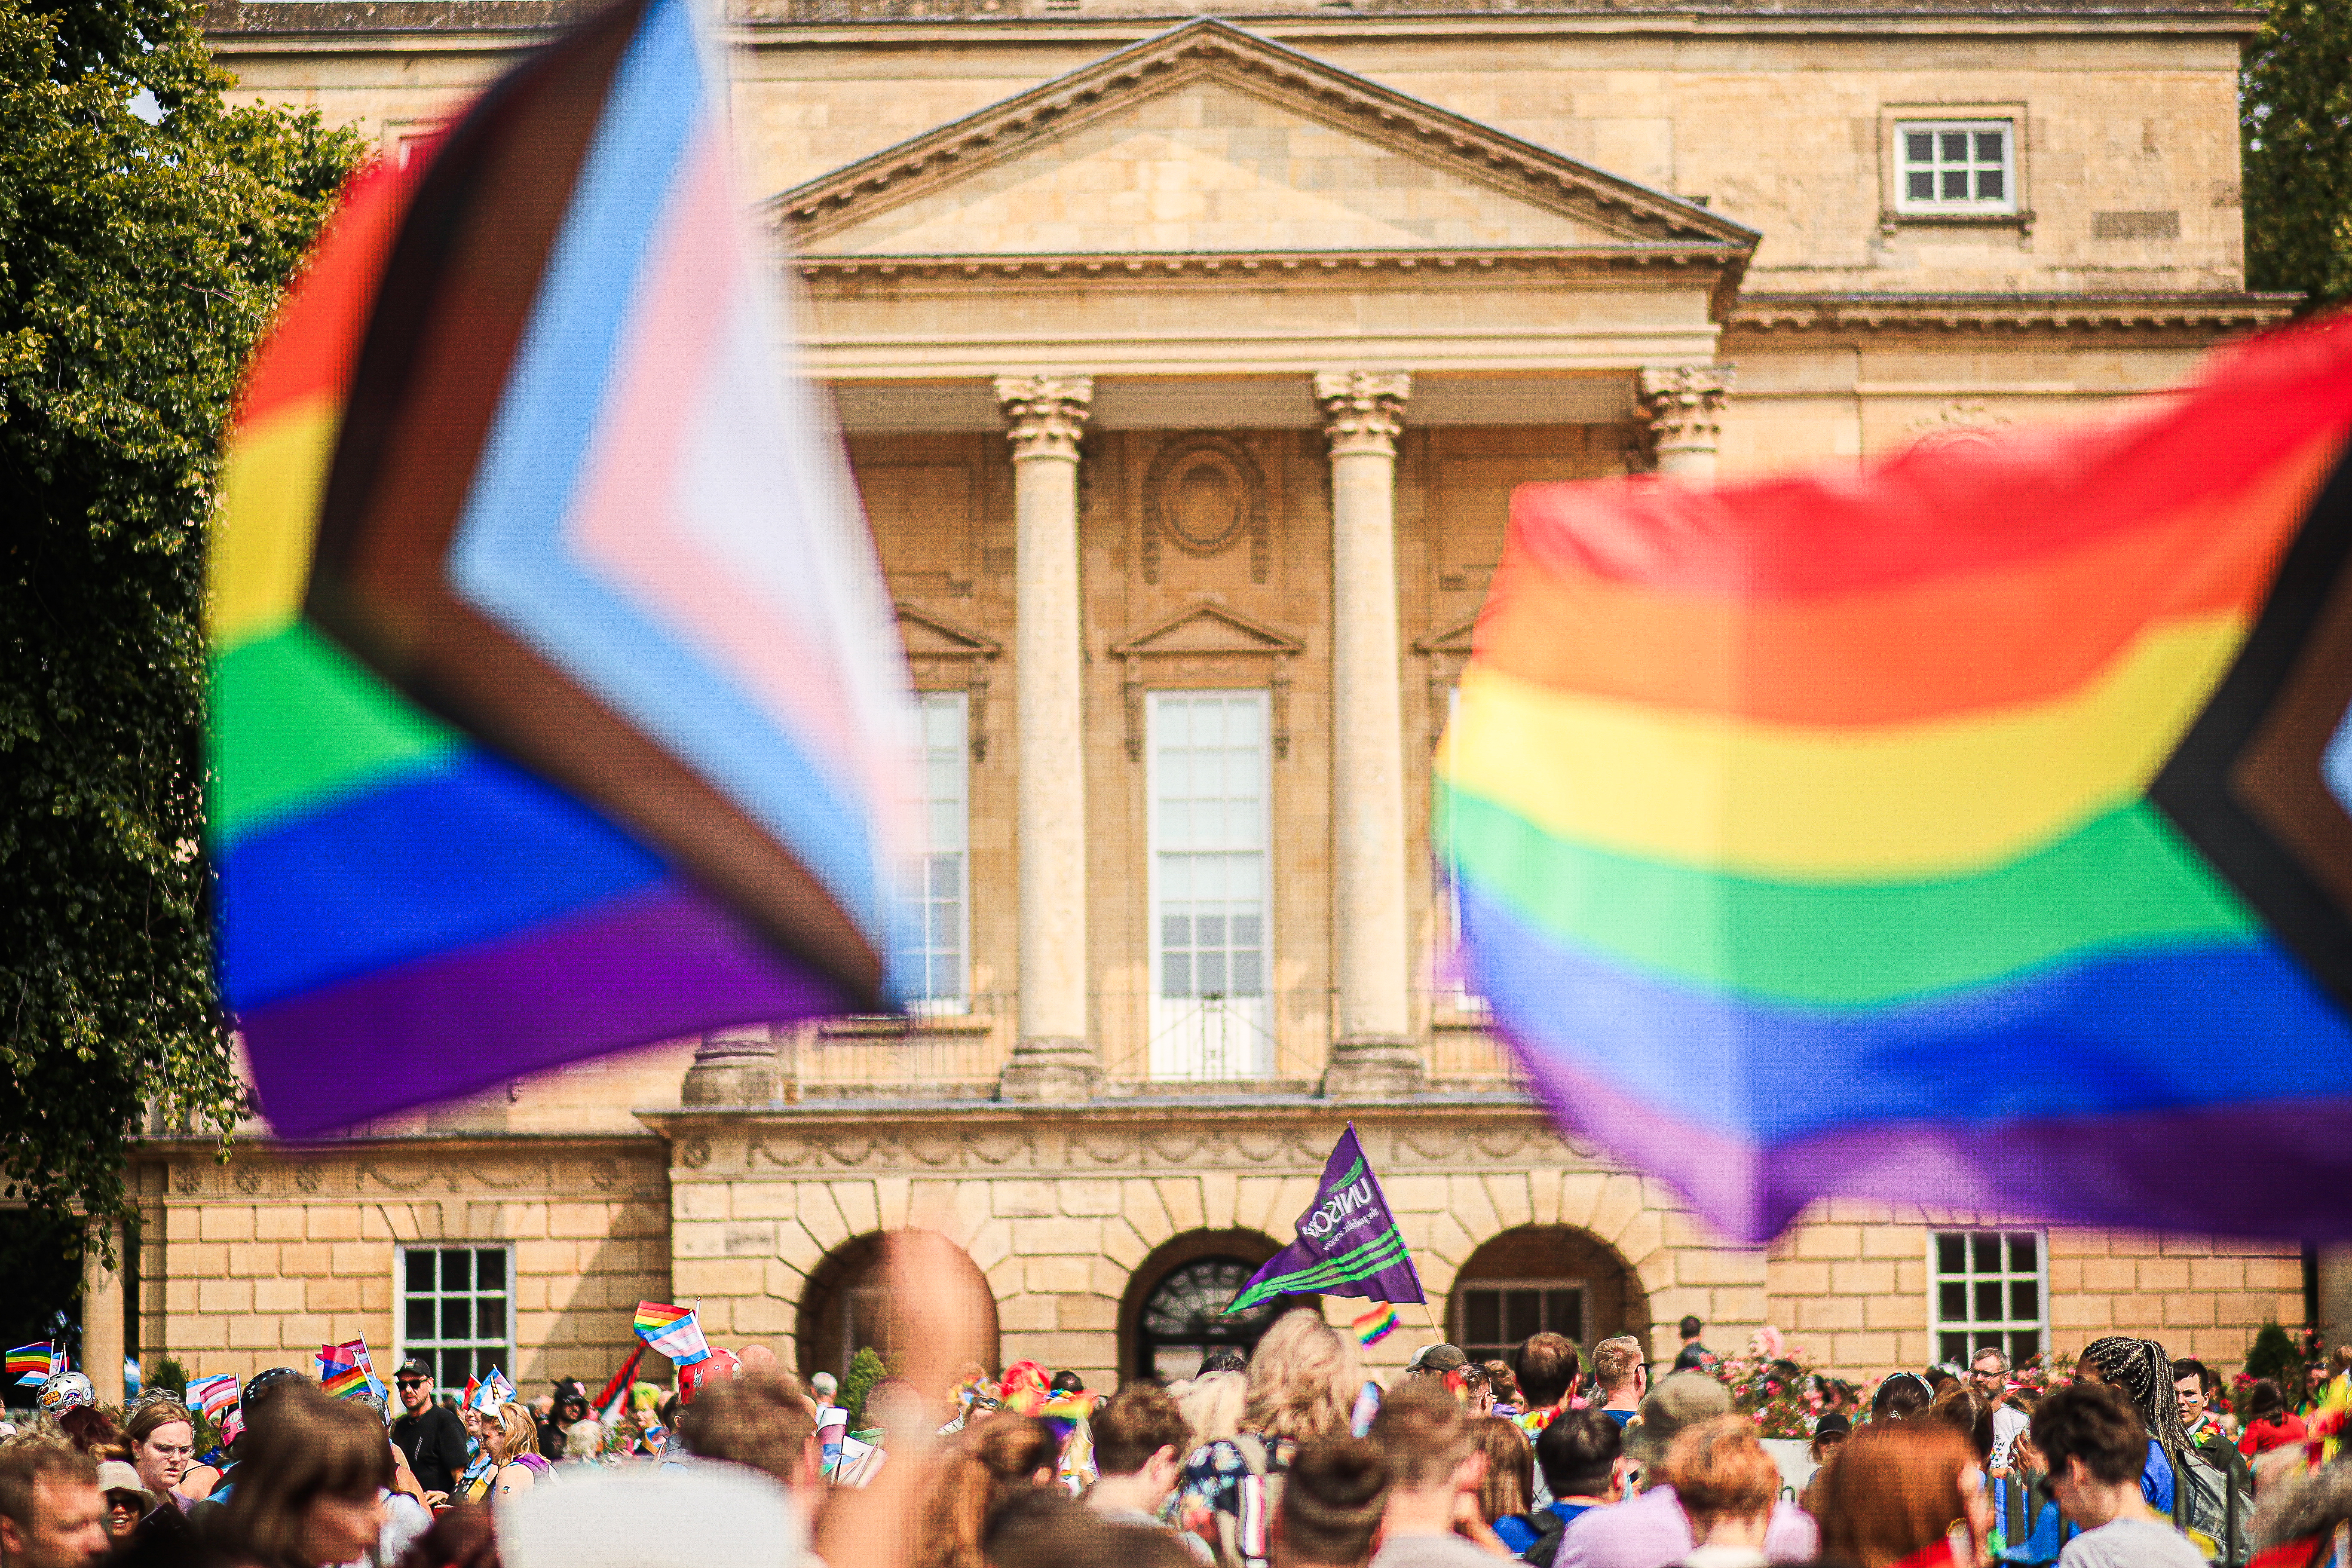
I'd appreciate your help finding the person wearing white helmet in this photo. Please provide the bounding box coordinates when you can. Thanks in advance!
[37,1372,95,1418]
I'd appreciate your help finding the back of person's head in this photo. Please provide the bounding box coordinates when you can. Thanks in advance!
[1871,1371,1932,1422]
[2243,1378,2288,1424]
[1242,1311,1363,1446]
[1048,1370,1084,1395]
[1511,1334,1581,1410]
[2174,1357,2217,1395]
[563,1420,603,1460]
[390,1502,499,1568]
[914,1415,1060,1568]
[1535,1406,1623,1500]
[223,1381,393,1568]
[56,1407,121,1459]
[1197,1349,1246,1376]
[1365,1377,1473,1494]
[683,1369,817,1487]
[983,1485,1193,1568]
[1471,1417,1531,1524]
[2030,1384,2146,1487]
[1590,1335,1643,1396]
[1275,1438,1389,1568]
[0,1443,99,1532]
[1178,1370,1247,1452]
[1679,1316,1703,1340]
[1926,1386,1994,1461]
[1091,1384,1188,1478]
[1666,1416,1777,1535]
[1816,1419,1975,1567]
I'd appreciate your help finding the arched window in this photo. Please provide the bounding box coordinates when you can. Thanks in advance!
[1135,1256,1313,1382]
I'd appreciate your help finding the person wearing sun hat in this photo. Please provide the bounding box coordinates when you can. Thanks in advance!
[94,1463,155,1543]
[1553,1373,1818,1568]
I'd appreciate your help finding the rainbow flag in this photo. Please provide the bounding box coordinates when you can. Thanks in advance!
[1445,320,2352,1243]
[205,0,908,1135]
[6,1344,50,1385]
[1352,1303,1399,1347]
[187,1374,239,1418]
[634,1301,710,1365]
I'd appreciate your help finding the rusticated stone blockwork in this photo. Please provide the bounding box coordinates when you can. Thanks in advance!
[136,1145,671,1385]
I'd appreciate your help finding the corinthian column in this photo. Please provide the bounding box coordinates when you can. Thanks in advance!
[1312,371,1424,1100]
[1635,364,1736,480]
[994,375,1100,1103]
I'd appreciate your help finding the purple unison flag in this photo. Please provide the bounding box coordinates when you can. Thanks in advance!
[1225,1124,1425,1314]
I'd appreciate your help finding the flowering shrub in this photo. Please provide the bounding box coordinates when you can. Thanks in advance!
[1707,1326,1846,1438]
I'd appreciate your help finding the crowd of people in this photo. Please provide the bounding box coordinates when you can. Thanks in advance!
[0,1248,2345,1568]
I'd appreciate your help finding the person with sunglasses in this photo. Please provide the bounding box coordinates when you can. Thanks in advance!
[389,1361,468,1504]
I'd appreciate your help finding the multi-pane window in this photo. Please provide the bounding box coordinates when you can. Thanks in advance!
[1151,693,1269,1000]
[398,1245,512,1391]
[1457,1281,1585,1368]
[1148,692,1273,1078]
[892,692,968,1008]
[1930,1230,2046,1367]
[1897,121,2015,213]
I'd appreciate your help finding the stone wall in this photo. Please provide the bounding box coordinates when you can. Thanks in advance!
[137,1142,671,1385]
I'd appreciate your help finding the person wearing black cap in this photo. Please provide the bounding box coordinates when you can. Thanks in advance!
[539,1381,591,1463]
[389,1360,468,1500]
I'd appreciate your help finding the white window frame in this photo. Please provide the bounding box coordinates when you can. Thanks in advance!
[1926,1228,2049,1370]
[1144,689,1274,1003]
[1893,119,2018,216]
[893,690,971,1013]
[394,1242,516,1393]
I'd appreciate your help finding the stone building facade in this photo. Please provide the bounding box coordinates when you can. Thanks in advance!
[131,0,2330,1400]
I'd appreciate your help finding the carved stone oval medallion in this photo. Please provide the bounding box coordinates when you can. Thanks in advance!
[1143,435,1268,582]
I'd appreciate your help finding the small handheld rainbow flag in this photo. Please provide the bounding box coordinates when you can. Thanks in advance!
[187,1374,239,1418]
[634,1301,710,1365]
[317,1338,382,1401]
[6,1344,51,1385]
[1352,1303,1400,1347]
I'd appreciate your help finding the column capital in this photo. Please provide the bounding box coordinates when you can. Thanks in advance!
[1634,362,1736,471]
[993,374,1094,461]
[1313,370,1412,457]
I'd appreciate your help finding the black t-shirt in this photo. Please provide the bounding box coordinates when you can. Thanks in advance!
[391,1403,470,1494]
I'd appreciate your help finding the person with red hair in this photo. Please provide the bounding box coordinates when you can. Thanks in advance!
[1813,1419,1994,1568]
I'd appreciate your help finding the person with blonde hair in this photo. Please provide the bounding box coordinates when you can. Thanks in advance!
[1177,1311,1367,1568]
[1664,1417,1780,1568]
[1178,1372,1249,1456]
[483,1403,549,1500]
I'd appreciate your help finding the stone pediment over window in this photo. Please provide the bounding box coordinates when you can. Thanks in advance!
[1109,598,1307,762]
[897,601,1001,761]
[766,19,1756,300]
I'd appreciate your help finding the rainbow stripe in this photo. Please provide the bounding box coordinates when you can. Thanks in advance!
[1446,322,2352,1242]
[206,0,906,1135]
[1353,1304,1399,1346]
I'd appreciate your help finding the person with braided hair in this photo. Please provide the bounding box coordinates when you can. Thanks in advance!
[2075,1337,2241,1554]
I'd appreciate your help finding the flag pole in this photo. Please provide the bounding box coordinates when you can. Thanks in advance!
[1419,1300,1443,1341]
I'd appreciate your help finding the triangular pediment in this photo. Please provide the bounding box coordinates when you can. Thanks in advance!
[1413,606,1483,657]
[1110,598,1305,658]
[896,601,1001,659]
[769,20,1756,264]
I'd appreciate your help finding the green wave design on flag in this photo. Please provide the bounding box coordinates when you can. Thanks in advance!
[1225,1226,1410,1313]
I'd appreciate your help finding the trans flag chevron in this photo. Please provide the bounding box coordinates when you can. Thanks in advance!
[1443,319,2352,1244]
[208,0,910,1135]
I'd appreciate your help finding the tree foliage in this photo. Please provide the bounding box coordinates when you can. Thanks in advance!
[2242,0,2352,311]
[0,0,363,1238]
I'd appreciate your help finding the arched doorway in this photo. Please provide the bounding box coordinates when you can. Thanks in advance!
[796,1229,1000,1386]
[1447,1225,1650,1368]
[1121,1229,1319,1382]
